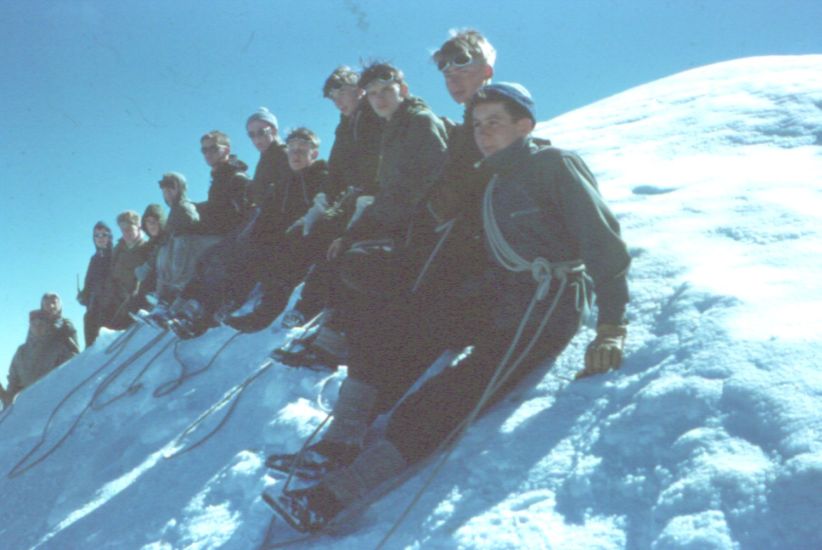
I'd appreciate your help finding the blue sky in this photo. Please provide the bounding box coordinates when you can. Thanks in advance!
[1,0,820,379]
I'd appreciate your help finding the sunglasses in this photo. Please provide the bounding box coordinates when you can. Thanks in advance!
[201,144,221,155]
[247,127,272,139]
[94,232,111,239]
[437,52,475,72]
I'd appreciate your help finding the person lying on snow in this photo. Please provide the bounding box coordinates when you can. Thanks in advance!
[264,82,631,532]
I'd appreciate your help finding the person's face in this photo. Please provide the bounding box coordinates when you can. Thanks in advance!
[119,221,141,244]
[444,62,491,105]
[30,319,48,338]
[144,216,161,238]
[329,85,364,117]
[286,138,318,172]
[247,120,277,153]
[201,138,230,167]
[93,228,111,250]
[438,51,492,105]
[365,80,405,120]
[41,295,61,317]
[472,102,534,158]
[161,185,179,206]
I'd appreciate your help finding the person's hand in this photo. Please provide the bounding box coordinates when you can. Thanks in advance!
[327,238,347,261]
[577,324,627,379]
[77,290,87,306]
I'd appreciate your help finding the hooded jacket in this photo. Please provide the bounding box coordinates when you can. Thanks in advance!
[4,316,79,404]
[198,155,251,235]
[164,176,199,236]
[345,96,449,243]
[79,224,113,314]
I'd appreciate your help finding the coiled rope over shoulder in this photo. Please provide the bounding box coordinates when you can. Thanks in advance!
[483,175,585,300]
[375,176,589,548]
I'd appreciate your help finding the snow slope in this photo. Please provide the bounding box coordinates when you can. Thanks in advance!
[1,55,821,549]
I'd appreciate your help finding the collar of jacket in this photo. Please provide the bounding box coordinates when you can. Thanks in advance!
[213,155,249,175]
[477,136,537,175]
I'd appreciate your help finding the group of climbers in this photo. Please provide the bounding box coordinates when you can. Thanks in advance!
[3,28,631,534]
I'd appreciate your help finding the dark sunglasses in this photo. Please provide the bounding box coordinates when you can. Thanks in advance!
[437,52,474,72]
[94,232,111,239]
[201,144,221,154]
[248,127,272,139]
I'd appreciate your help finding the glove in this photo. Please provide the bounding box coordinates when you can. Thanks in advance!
[577,324,627,379]
[345,195,374,230]
[134,263,151,283]
[301,193,329,236]
[77,290,88,307]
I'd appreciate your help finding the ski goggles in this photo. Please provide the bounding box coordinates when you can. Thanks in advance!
[362,69,400,90]
[437,51,476,72]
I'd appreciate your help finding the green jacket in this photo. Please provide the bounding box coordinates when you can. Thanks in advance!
[479,137,630,328]
[103,236,150,327]
[4,319,78,405]
[345,96,449,243]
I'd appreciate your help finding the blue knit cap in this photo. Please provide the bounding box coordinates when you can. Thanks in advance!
[475,82,536,122]
[247,106,278,130]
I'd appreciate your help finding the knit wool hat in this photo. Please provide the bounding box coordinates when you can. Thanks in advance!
[473,82,536,123]
[247,107,278,130]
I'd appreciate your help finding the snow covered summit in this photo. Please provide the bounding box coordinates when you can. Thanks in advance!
[1,55,821,549]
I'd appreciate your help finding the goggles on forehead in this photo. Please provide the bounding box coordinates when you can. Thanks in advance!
[364,70,399,90]
[437,51,475,72]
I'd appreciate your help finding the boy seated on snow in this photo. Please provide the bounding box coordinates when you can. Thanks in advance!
[163,128,330,338]
[272,61,449,365]
[271,66,384,332]
[264,82,631,532]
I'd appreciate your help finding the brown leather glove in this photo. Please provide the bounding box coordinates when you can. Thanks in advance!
[577,324,627,379]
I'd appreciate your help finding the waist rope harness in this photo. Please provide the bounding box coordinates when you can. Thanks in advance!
[374,176,590,549]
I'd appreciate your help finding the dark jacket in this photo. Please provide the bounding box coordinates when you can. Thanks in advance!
[166,177,200,236]
[4,318,78,405]
[249,141,290,207]
[79,247,112,315]
[260,160,330,238]
[327,102,384,203]
[197,155,251,235]
[345,96,449,243]
[480,137,630,328]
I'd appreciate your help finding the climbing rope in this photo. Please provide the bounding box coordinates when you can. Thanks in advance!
[374,177,588,548]
[164,358,276,460]
[7,327,170,478]
[153,331,242,397]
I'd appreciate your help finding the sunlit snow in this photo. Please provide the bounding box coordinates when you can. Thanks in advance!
[1,55,820,549]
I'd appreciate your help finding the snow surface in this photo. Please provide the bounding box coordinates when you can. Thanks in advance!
[1,55,821,549]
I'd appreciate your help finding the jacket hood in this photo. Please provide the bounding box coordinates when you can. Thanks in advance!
[141,203,168,236]
[93,221,114,252]
[214,154,249,175]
